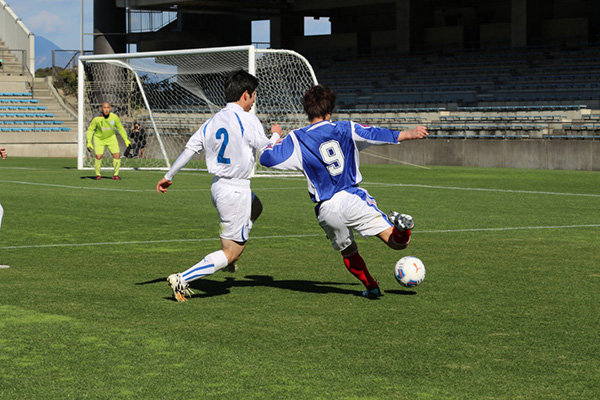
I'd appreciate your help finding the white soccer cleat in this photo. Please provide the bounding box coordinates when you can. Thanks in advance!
[167,273,194,302]
[388,211,414,231]
[0,264,10,269]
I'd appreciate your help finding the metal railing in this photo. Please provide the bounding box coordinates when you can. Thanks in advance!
[0,48,34,95]
[51,49,93,112]
[128,9,178,33]
[0,0,35,72]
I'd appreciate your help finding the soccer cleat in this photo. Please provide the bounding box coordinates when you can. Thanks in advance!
[167,273,194,302]
[0,264,10,269]
[361,286,383,299]
[112,175,121,180]
[222,263,238,273]
[388,211,414,231]
[95,175,102,180]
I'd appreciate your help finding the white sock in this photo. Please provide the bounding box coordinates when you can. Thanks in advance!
[0,203,4,231]
[181,250,229,283]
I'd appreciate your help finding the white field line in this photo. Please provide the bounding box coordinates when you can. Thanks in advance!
[0,180,305,193]
[2,179,600,198]
[363,182,600,198]
[360,150,432,169]
[1,224,599,250]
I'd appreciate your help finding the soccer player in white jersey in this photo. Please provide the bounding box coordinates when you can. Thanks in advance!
[260,85,428,299]
[156,70,282,302]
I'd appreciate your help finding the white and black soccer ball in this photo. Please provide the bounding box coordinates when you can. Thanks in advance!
[394,256,426,287]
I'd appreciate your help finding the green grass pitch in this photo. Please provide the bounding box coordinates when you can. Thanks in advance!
[0,157,599,399]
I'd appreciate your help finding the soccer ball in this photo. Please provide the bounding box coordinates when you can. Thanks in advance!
[394,256,426,287]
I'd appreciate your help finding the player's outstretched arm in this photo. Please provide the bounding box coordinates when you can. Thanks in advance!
[398,126,429,142]
[0,148,7,160]
[156,178,172,194]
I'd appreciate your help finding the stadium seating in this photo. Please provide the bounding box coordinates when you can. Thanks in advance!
[306,44,600,140]
[310,44,600,112]
[0,88,76,154]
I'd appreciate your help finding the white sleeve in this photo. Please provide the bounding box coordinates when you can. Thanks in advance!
[247,115,273,150]
[164,124,206,181]
[164,147,196,181]
[184,124,207,153]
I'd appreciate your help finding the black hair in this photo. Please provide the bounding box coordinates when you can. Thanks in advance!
[224,69,259,103]
[302,85,336,121]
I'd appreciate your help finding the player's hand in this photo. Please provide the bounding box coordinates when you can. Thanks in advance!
[87,142,94,151]
[398,126,429,141]
[156,178,172,194]
[271,124,283,135]
[124,139,132,147]
[0,148,6,160]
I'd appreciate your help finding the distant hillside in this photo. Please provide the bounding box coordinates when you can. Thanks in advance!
[35,36,61,71]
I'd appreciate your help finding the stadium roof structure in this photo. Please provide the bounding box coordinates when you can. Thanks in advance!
[116,0,290,16]
[97,0,599,56]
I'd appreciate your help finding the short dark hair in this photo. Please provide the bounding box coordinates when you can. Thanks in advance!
[224,69,259,103]
[302,85,336,121]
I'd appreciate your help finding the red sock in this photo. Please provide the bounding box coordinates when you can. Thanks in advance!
[391,227,411,246]
[343,251,377,289]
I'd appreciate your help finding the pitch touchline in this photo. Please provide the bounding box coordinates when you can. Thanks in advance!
[418,224,600,233]
[364,182,600,198]
[2,179,599,198]
[2,224,599,250]
[0,180,151,192]
[0,179,307,193]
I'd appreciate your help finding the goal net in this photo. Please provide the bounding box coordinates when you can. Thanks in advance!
[77,45,317,174]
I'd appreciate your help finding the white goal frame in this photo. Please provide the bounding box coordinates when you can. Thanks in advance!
[77,45,318,173]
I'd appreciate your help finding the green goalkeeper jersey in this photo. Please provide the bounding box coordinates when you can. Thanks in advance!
[86,113,128,143]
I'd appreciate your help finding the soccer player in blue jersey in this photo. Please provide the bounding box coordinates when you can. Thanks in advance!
[156,70,281,302]
[260,85,429,299]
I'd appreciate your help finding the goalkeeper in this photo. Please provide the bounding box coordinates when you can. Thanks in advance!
[156,70,281,302]
[86,102,131,180]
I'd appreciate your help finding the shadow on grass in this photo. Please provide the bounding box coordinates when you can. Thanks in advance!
[136,274,417,301]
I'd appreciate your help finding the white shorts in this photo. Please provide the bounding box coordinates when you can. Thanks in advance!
[316,187,392,252]
[211,177,252,242]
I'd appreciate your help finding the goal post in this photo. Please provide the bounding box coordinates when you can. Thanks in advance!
[77,45,318,174]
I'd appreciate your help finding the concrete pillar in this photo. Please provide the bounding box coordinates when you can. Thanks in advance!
[92,0,127,112]
[270,17,283,49]
[396,0,411,52]
[270,15,302,49]
[93,0,126,55]
[511,0,527,47]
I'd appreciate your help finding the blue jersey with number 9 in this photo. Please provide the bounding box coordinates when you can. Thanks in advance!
[260,120,399,202]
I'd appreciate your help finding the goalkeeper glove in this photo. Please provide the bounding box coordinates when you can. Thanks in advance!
[124,139,131,147]
[87,142,93,151]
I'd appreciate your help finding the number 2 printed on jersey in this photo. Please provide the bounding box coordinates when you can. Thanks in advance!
[216,128,231,164]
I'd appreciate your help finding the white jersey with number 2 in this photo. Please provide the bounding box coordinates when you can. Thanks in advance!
[165,103,273,181]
